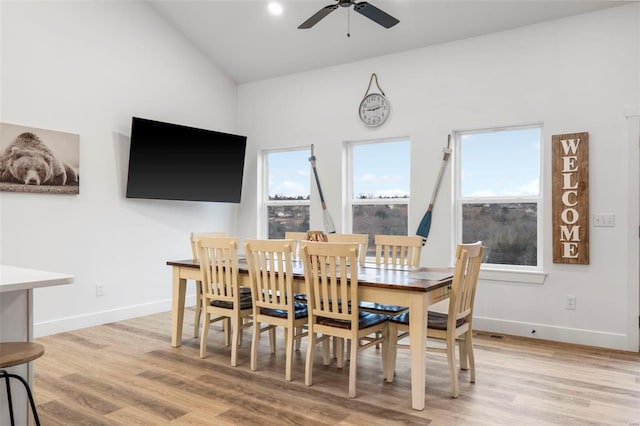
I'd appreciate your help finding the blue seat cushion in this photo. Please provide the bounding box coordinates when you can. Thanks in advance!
[390,311,466,330]
[211,287,252,310]
[359,301,408,314]
[260,302,308,319]
[317,311,388,330]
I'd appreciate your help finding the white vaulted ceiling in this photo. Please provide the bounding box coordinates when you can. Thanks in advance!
[150,1,631,84]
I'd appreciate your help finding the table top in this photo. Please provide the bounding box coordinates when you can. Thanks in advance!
[0,265,74,293]
[167,258,453,293]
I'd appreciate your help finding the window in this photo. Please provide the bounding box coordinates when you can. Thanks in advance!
[347,139,411,256]
[455,125,542,269]
[262,148,310,238]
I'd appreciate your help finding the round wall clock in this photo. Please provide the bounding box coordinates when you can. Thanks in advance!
[359,92,390,127]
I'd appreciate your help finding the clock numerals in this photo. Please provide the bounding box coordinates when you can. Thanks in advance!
[359,93,390,128]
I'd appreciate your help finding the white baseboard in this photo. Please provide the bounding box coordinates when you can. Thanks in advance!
[34,295,197,338]
[474,316,630,351]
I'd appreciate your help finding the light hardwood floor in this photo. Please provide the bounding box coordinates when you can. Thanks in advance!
[33,309,640,425]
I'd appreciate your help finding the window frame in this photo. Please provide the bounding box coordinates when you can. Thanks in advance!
[345,137,411,240]
[453,124,544,272]
[260,146,311,239]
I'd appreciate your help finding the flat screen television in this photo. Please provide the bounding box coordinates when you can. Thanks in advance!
[126,117,247,203]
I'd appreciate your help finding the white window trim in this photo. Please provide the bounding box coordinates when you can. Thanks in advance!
[453,124,544,275]
[260,146,311,239]
[345,137,411,234]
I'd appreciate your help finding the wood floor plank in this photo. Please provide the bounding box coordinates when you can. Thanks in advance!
[31,310,640,425]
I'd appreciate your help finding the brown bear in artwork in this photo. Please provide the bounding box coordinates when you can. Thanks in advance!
[0,132,79,186]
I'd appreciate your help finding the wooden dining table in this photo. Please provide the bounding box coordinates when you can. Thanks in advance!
[166,257,452,411]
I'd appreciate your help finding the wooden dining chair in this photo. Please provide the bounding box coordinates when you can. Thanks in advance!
[301,241,389,398]
[374,234,423,267]
[245,239,309,381]
[326,233,369,265]
[387,241,484,398]
[284,231,309,259]
[197,236,252,366]
[358,234,423,346]
[190,231,227,338]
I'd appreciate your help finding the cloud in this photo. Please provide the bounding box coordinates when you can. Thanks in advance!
[271,181,308,197]
[358,173,402,183]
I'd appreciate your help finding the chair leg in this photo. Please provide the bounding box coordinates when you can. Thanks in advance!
[458,337,469,370]
[199,312,211,358]
[305,332,316,386]
[223,318,231,347]
[231,315,241,367]
[269,326,276,354]
[2,371,15,426]
[1,371,41,426]
[251,320,260,371]
[335,338,344,368]
[446,337,459,398]
[194,281,202,338]
[285,326,294,381]
[322,336,331,366]
[466,332,476,383]
[348,338,358,398]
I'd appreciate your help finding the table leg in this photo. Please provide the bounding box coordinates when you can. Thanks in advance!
[171,267,187,347]
[409,293,427,411]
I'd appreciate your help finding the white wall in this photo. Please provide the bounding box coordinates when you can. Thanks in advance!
[0,1,240,336]
[238,5,640,350]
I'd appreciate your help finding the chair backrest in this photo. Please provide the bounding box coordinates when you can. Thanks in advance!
[374,235,423,266]
[197,236,240,304]
[326,233,369,265]
[301,242,359,327]
[284,231,309,258]
[190,231,227,261]
[245,239,296,313]
[448,242,484,328]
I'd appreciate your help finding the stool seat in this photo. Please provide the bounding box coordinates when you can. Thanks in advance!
[0,342,45,368]
[0,342,45,426]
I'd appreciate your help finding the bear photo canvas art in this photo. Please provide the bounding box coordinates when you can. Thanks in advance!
[0,123,79,194]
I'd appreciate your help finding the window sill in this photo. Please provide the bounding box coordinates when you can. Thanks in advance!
[479,268,547,284]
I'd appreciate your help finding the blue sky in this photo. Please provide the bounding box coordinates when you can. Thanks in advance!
[460,127,540,197]
[267,128,539,199]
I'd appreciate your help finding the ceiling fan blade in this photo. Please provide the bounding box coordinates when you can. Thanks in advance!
[298,4,339,29]
[353,2,399,28]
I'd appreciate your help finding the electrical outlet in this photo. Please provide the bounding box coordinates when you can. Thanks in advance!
[593,214,615,227]
[565,295,576,310]
[96,284,105,297]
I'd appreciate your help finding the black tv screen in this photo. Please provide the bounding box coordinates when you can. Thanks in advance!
[126,117,246,203]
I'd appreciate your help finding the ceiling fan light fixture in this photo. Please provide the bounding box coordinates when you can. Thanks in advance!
[268,2,283,16]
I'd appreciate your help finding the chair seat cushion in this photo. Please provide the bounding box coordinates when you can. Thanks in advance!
[359,301,408,314]
[260,302,308,319]
[390,311,466,330]
[317,311,388,330]
[211,287,252,310]
[293,293,307,302]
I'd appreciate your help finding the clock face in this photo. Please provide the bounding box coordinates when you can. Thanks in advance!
[359,93,390,127]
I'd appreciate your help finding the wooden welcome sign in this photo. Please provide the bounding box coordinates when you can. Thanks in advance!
[552,132,589,264]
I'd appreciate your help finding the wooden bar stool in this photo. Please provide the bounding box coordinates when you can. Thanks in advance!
[0,342,44,426]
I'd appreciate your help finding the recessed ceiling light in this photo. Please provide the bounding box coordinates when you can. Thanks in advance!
[268,2,283,16]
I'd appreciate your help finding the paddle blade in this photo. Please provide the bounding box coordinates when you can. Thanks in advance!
[416,210,432,245]
[323,210,336,234]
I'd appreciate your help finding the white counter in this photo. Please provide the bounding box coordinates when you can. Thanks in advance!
[0,265,73,425]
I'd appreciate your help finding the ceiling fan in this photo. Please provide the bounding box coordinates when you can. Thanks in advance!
[298,0,400,30]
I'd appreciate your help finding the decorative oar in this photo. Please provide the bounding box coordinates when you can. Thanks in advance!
[416,134,452,245]
[309,144,336,233]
